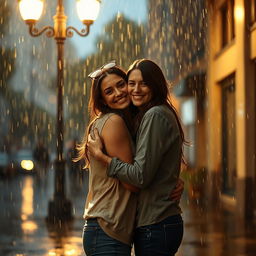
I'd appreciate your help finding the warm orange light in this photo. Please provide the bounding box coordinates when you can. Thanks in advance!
[76,0,100,22]
[21,160,34,171]
[19,0,44,21]
[234,6,244,22]
[21,177,34,216]
[21,220,38,233]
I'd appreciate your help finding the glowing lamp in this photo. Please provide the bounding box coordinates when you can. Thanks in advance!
[76,0,100,24]
[19,0,44,23]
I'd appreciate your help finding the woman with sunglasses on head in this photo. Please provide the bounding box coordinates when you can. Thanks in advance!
[76,62,138,256]
[88,59,185,256]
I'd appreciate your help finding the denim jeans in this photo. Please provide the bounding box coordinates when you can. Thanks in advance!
[134,214,183,256]
[83,218,131,256]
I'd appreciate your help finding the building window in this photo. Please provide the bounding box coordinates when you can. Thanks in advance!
[251,0,256,24]
[230,0,235,38]
[220,0,235,48]
[221,74,236,196]
[221,3,228,47]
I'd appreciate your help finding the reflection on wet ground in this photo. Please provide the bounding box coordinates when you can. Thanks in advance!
[178,199,256,256]
[0,167,87,256]
[0,168,256,256]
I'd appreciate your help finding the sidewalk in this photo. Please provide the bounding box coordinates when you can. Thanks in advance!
[0,169,256,256]
[178,200,256,256]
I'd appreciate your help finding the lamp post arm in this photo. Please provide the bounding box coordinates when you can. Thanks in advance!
[66,24,91,37]
[27,22,55,38]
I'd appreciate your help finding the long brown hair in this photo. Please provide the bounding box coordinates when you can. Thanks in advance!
[127,59,187,164]
[75,66,128,168]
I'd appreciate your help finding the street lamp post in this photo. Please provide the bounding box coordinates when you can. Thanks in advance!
[18,0,100,222]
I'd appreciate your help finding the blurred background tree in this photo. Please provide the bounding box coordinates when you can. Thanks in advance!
[0,0,55,152]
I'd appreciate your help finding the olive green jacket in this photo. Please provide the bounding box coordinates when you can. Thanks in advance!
[107,105,182,227]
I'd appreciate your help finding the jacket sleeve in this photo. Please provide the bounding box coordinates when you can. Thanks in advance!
[107,110,174,189]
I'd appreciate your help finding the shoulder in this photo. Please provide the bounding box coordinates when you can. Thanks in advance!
[92,113,127,137]
[96,113,125,127]
[101,113,132,152]
[104,113,126,128]
[102,113,129,137]
[143,105,173,122]
[139,105,179,132]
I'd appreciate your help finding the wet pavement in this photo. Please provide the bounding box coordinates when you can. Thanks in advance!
[1,166,256,256]
[178,200,256,256]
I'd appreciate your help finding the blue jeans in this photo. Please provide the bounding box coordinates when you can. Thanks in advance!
[134,214,183,256]
[83,218,131,256]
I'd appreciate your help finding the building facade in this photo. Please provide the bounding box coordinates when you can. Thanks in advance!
[147,0,256,218]
[206,0,256,218]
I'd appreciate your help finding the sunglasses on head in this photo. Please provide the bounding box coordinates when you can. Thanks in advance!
[88,60,116,79]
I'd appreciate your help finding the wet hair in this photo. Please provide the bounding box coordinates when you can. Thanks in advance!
[75,66,129,167]
[127,59,186,164]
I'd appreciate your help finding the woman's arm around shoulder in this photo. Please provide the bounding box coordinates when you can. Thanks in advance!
[101,114,139,193]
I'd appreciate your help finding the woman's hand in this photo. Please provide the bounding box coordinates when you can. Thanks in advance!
[87,129,103,159]
[87,128,112,165]
[170,178,184,202]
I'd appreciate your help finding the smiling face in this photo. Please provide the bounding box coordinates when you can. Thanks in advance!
[100,74,130,110]
[127,69,152,109]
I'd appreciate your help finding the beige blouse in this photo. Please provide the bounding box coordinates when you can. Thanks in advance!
[84,113,137,245]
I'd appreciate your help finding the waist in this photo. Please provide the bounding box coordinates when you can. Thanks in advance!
[136,202,182,227]
[159,214,183,225]
[137,214,183,229]
[87,217,98,222]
